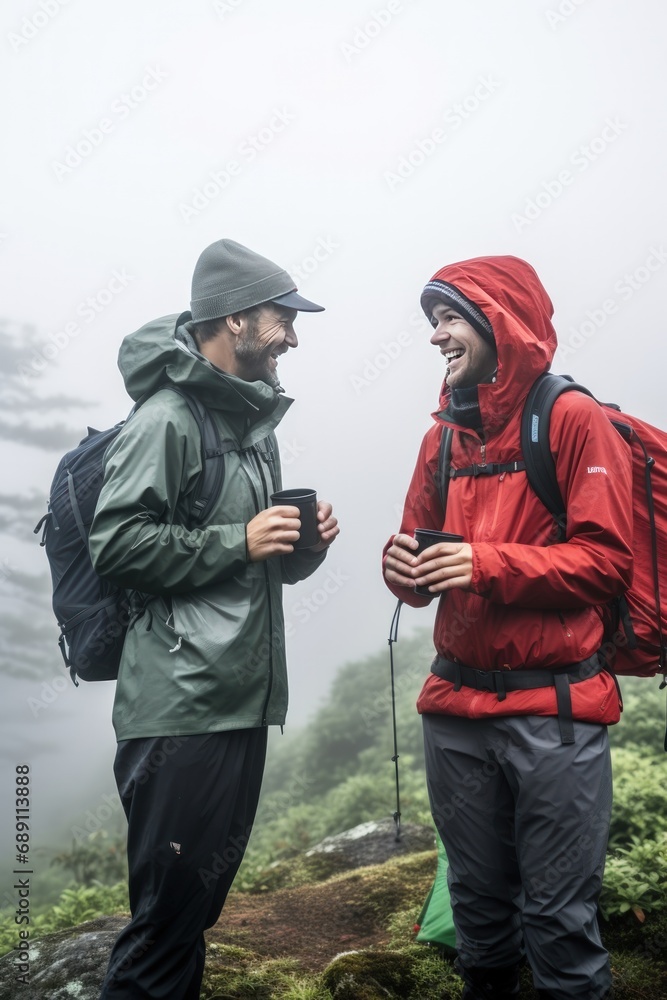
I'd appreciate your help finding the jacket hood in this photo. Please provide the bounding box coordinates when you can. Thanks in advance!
[118,311,288,417]
[429,256,557,435]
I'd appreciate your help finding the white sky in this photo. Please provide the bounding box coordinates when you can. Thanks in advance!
[2,0,666,894]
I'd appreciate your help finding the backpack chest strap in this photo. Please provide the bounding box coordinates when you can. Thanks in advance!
[450,460,526,479]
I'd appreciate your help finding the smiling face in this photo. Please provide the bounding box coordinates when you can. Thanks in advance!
[429,302,497,389]
[234,302,299,387]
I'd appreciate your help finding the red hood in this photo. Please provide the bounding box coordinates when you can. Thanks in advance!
[430,256,557,435]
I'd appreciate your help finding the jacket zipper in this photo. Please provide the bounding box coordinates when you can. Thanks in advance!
[489,472,506,534]
[240,448,274,727]
[251,445,271,505]
[251,447,276,726]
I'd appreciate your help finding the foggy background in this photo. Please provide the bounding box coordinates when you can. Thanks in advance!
[1,0,666,904]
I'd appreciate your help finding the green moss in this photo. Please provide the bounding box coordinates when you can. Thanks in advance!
[609,949,667,1000]
[321,950,417,1000]
[331,850,436,925]
[201,945,312,999]
[233,849,437,942]
[385,906,423,948]
[280,982,333,1000]
[239,846,437,898]
[356,859,431,923]
[406,948,463,1000]
[239,852,349,895]
[321,946,463,1000]
[600,909,667,954]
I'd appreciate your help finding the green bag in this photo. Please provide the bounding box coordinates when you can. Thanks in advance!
[415,831,456,953]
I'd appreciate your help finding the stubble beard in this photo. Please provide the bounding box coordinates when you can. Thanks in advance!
[235,319,281,389]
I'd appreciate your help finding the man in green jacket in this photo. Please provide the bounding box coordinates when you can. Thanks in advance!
[90,238,339,999]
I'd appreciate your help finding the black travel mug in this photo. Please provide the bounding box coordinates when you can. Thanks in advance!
[270,488,319,549]
[413,529,464,596]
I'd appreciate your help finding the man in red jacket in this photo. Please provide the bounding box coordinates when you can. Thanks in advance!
[383,256,633,1000]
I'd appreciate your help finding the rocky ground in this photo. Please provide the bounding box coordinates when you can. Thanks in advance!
[1,819,666,1000]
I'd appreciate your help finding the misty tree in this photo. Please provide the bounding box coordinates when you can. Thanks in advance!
[0,318,90,680]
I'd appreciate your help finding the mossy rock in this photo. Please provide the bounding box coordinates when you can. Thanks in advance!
[304,820,435,871]
[232,848,438,933]
[321,946,463,1000]
[322,950,418,1000]
[243,851,349,894]
[238,822,436,896]
[0,915,128,1000]
[336,850,438,926]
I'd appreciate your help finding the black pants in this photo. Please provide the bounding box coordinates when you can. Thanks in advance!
[99,727,267,1000]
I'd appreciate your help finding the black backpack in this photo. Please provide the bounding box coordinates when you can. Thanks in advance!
[34,385,227,685]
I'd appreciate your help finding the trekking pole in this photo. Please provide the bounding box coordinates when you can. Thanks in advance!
[388,599,403,841]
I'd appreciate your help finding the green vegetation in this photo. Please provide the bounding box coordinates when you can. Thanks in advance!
[50,828,128,887]
[0,881,129,957]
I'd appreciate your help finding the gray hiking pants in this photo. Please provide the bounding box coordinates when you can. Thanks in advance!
[423,713,613,1000]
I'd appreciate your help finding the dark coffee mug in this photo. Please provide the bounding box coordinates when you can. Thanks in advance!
[270,488,319,549]
[413,529,464,596]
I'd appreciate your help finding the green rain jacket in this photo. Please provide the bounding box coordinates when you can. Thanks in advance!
[89,312,327,741]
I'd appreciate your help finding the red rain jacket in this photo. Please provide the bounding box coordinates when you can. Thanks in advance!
[383,256,633,725]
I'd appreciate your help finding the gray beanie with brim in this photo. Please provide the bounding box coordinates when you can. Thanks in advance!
[191,238,324,321]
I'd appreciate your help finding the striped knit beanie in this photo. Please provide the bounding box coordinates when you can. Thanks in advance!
[420,279,495,347]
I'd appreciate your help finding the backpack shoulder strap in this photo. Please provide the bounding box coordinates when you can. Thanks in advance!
[436,426,453,513]
[158,385,231,525]
[520,372,595,539]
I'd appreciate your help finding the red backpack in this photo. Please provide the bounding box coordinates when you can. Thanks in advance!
[438,373,667,686]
